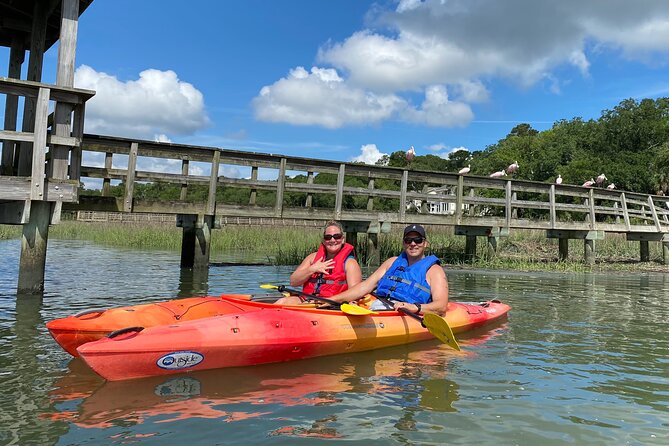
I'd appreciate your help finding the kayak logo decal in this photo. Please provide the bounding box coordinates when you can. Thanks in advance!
[157,351,204,370]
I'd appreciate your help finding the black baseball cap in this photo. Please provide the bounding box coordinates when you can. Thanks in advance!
[403,224,426,238]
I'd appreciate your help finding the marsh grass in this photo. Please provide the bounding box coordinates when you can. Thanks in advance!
[1,222,666,272]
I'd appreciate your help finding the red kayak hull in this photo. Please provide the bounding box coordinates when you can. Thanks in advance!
[77,299,510,381]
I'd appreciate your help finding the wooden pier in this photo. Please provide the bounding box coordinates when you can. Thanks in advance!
[1,0,668,295]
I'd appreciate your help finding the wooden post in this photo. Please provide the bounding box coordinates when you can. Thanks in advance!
[663,242,669,265]
[178,214,213,269]
[274,158,286,218]
[123,142,138,212]
[17,202,51,294]
[366,177,374,211]
[549,185,556,229]
[1,35,25,175]
[620,193,631,231]
[486,236,497,259]
[399,170,408,222]
[584,239,595,265]
[102,152,113,196]
[588,189,596,228]
[249,165,258,205]
[558,238,569,261]
[640,241,650,262]
[180,159,189,200]
[467,188,475,216]
[206,150,220,215]
[366,232,380,267]
[334,164,345,219]
[465,235,477,262]
[455,176,464,224]
[305,171,314,207]
[346,231,358,254]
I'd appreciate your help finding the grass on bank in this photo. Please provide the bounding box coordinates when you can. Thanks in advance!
[1,222,667,273]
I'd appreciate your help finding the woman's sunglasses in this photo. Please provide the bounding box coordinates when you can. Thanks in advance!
[403,236,424,245]
[324,233,344,241]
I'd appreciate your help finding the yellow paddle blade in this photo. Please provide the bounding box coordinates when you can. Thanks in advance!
[340,303,377,316]
[260,284,279,290]
[422,313,461,351]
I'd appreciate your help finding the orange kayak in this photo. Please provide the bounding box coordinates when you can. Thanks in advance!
[46,294,275,356]
[77,297,510,381]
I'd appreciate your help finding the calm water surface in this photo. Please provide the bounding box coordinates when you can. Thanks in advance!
[1,239,668,445]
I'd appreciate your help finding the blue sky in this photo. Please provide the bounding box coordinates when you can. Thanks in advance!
[5,0,669,168]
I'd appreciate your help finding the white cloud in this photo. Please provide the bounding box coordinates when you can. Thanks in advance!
[253,0,669,130]
[74,65,210,139]
[252,66,404,128]
[351,144,388,164]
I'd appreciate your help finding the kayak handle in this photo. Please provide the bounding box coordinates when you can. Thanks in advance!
[108,326,144,338]
[74,308,106,318]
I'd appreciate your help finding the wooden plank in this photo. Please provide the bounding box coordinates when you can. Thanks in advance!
[588,189,596,229]
[620,193,631,231]
[399,170,408,222]
[549,185,556,229]
[249,165,258,205]
[505,180,512,228]
[455,175,464,224]
[207,150,220,215]
[305,171,313,207]
[123,142,138,212]
[366,177,374,211]
[29,87,50,200]
[334,163,346,219]
[0,130,79,147]
[648,196,663,231]
[0,77,95,103]
[274,158,286,218]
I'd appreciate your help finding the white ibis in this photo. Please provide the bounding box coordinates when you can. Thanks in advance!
[596,173,607,185]
[555,175,562,185]
[506,161,519,174]
[607,183,616,190]
[458,164,471,175]
[490,170,505,178]
[405,146,415,162]
[582,178,595,188]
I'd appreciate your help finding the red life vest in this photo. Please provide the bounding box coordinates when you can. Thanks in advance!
[302,243,355,297]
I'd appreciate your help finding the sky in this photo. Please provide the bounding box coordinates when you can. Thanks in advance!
[4,0,669,171]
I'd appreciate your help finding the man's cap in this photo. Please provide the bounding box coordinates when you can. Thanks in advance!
[403,224,426,238]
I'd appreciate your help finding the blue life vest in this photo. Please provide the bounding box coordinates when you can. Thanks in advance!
[374,252,441,304]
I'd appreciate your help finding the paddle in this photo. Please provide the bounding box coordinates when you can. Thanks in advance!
[373,294,460,351]
[259,284,376,316]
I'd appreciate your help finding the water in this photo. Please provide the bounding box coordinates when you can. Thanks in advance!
[1,239,668,445]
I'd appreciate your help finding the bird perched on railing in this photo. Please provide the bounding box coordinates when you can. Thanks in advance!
[490,170,505,178]
[458,164,471,175]
[582,178,595,188]
[405,146,415,162]
[506,161,519,175]
[607,183,616,190]
[555,174,562,185]
[596,173,607,185]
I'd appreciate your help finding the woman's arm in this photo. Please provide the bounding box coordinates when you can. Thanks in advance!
[344,257,362,288]
[289,252,319,287]
[329,257,396,303]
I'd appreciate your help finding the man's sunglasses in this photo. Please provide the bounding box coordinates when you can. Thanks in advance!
[403,236,424,244]
[324,233,344,241]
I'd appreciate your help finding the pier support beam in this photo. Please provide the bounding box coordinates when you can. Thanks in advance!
[663,242,669,265]
[18,202,51,293]
[547,230,603,265]
[640,241,650,262]
[178,214,213,269]
[558,238,569,261]
[485,236,497,259]
[342,220,389,267]
[456,226,508,263]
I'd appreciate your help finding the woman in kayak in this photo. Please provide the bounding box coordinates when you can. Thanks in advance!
[274,220,362,305]
[329,224,449,316]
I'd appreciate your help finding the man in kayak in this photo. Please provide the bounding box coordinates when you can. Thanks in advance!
[329,224,449,316]
[275,220,362,305]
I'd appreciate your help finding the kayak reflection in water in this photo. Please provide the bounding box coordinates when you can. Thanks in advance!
[329,224,449,316]
[275,220,362,305]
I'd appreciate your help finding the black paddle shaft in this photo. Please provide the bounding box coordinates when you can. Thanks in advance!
[277,285,341,308]
[373,294,426,327]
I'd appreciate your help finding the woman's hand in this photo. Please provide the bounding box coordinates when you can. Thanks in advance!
[310,258,334,274]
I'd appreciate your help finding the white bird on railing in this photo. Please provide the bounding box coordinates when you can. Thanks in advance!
[490,170,506,178]
[506,161,519,174]
[555,174,562,185]
[607,183,616,190]
[405,146,415,162]
[458,164,471,175]
[596,173,607,185]
[582,178,595,188]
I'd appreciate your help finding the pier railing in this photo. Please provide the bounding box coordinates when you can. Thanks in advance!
[71,134,669,236]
